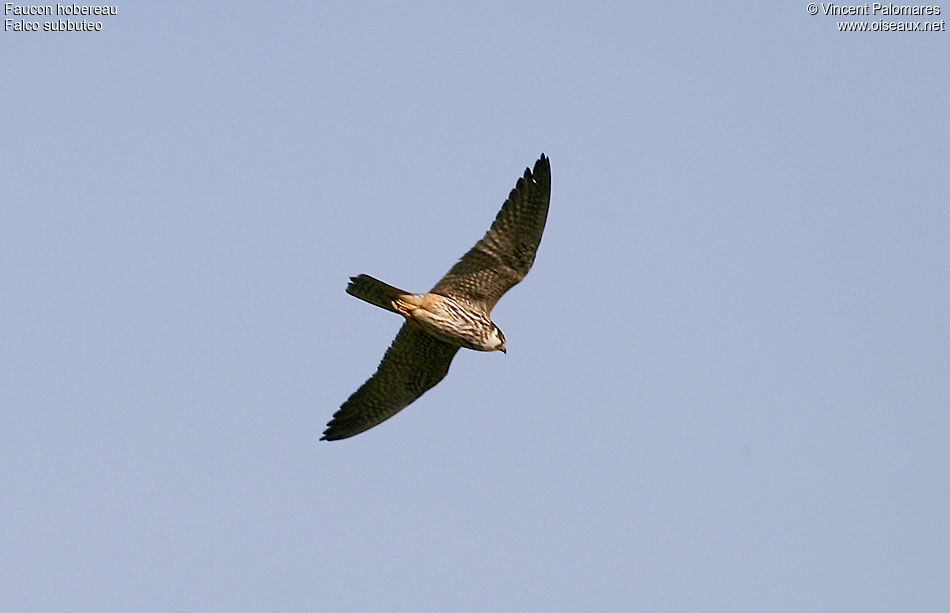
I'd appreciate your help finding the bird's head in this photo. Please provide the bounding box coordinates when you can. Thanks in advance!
[489,324,507,354]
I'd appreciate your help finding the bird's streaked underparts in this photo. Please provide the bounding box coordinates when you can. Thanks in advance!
[321,154,551,441]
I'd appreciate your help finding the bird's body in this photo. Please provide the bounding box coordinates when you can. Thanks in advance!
[322,154,551,441]
[347,278,504,352]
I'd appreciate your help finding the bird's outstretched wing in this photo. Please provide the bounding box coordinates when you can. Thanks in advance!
[430,154,551,312]
[321,323,461,440]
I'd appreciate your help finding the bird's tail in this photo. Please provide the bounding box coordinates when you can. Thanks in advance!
[346,274,411,314]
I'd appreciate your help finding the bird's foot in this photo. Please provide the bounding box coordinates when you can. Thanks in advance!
[392,297,418,318]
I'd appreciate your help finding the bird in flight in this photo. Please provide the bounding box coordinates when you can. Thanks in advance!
[321,154,551,441]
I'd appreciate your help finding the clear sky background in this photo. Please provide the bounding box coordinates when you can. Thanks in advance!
[2,2,948,611]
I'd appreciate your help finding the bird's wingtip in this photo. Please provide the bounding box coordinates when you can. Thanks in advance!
[533,153,550,174]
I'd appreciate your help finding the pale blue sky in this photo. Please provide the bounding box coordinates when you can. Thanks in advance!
[2,2,948,611]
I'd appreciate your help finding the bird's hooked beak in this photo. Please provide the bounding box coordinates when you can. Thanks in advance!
[499,345,507,354]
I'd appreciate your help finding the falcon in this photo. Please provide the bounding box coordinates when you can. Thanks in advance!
[321,154,551,441]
